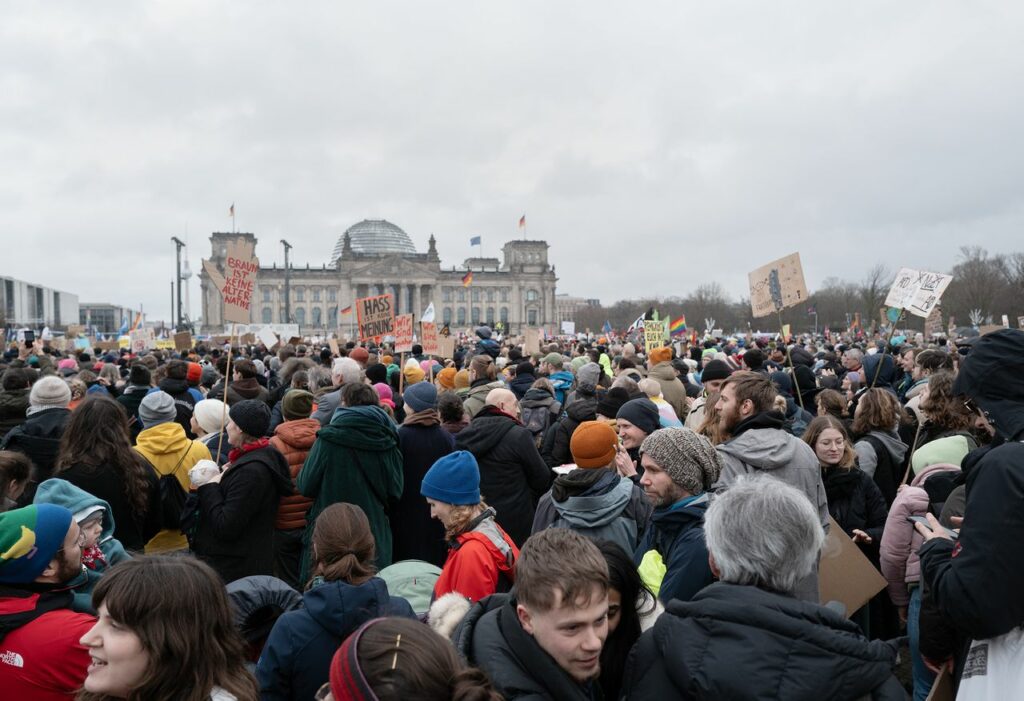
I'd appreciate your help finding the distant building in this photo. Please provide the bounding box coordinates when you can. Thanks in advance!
[555,294,601,326]
[0,276,78,330]
[200,219,559,335]
[79,303,145,335]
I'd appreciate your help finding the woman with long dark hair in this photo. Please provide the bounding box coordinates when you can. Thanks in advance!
[54,395,160,551]
[77,556,258,701]
[257,503,414,701]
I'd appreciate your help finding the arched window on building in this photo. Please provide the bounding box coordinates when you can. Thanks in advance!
[457,307,467,325]
[295,307,306,325]
[472,307,481,325]
[443,307,453,325]
[528,308,538,326]
[262,307,272,323]
[486,307,495,325]
[262,288,272,302]
[328,307,337,325]
[312,307,322,327]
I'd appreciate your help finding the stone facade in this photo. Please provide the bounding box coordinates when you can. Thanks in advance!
[200,220,559,336]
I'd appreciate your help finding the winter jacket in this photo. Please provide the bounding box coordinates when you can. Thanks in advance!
[134,421,212,553]
[268,418,318,531]
[297,405,403,578]
[200,430,232,466]
[0,387,29,439]
[715,411,828,603]
[194,443,292,583]
[435,509,518,603]
[820,466,888,545]
[0,584,95,701]
[854,430,907,506]
[520,387,562,446]
[33,478,132,610]
[647,362,688,422]
[222,377,270,408]
[622,582,905,701]
[0,407,70,504]
[532,468,652,557]
[256,577,414,701]
[455,405,552,546]
[454,594,602,701]
[53,460,161,552]
[153,377,201,437]
[392,416,455,567]
[543,394,597,467]
[632,493,713,604]
[462,379,505,419]
[311,386,342,427]
[683,394,707,431]
[509,370,536,400]
[879,462,960,607]
[547,370,575,407]
[116,384,150,441]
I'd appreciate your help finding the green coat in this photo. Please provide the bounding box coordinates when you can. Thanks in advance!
[297,405,403,581]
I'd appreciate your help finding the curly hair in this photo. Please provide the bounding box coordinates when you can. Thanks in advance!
[851,388,907,435]
[918,371,973,432]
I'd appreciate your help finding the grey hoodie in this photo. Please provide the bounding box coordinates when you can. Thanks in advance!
[854,430,907,479]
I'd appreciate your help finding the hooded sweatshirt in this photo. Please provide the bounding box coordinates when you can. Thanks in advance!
[853,430,907,480]
[256,577,414,701]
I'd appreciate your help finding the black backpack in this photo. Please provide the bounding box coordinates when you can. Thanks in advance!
[522,401,561,448]
[157,449,191,530]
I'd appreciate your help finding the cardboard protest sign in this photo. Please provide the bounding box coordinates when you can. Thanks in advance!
[748,253,808,318]
[979,324,1004,336]
[97,341,119,351]
[394,314,414,353]
[328,338,340,357]
[174,332,192,351]
[524,328,540,356]
[355,294,395,343]
[257,326,279,351]
[66,324,84,338]
[883,267,953,319]
[202,239,259,324]
[818,516,886,616]
[421,322,439,356]
[129,330,151,354]
[925,667,953,701]
[924,306,944,338]
[438,336,456,360]
[644,320,667,350]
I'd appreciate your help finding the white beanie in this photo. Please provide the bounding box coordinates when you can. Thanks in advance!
[192,399,227,435]
[28,376,72,414]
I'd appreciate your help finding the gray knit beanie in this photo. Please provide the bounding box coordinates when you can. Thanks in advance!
[640,427,721,494]
[28,376,72,414]
[139,391,177,428]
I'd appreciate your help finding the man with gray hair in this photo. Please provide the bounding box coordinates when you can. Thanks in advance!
[311,356,363,426]
[632,427,720,604]
[624,475,904,700]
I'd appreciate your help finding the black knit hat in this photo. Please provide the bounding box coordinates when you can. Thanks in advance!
[129,364,151,386]
[596,387,631,419]
[229,399,271,438]
[365,363,388,385]
[616,398,661,435]
[700,359,733,383]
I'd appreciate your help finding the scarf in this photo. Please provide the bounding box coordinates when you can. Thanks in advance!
[821,466,860,504]
[81,545,107,570]
[228,437,270,464]
[402,408,440,427]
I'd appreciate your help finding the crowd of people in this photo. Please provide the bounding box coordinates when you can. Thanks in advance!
[0,323,1020,700]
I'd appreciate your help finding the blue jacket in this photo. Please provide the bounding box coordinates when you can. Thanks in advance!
[633,493,714,604]
[548,370,575,407]
[256,577,414,701]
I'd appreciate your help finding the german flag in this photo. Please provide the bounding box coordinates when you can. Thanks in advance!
[462,270,473,287]
[340,305,352,316]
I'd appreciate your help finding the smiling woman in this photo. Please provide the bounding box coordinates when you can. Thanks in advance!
[77,556,258,701]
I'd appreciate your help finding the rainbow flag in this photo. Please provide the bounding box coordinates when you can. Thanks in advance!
[462,270,474,287]
[669,315,687,336]
[130,312,143,332]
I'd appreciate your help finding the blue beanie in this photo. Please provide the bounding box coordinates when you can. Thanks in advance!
[0,504,74,584]
[404,382,438,413]
[421,451,480,505]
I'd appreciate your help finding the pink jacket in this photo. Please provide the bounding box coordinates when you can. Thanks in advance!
[879,463,960,606]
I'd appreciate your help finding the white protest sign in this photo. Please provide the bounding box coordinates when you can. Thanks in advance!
[257,326,279,351]
[748,253,808,318]
[883,268,953,319]
[560,321,576,335]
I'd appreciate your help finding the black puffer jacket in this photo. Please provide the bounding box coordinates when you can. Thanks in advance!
[455,406,552,546]
[194,444,293,583]
[453,594,601,701]
[622,583,905,701]
[821,466,888,547]
[0,387,30,439]
[542,394,598,468]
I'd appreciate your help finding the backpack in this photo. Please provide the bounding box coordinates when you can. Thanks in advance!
[157,449,191,530]
[522,401,561,448]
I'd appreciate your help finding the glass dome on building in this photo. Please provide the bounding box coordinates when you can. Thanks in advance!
[331,219,417,263]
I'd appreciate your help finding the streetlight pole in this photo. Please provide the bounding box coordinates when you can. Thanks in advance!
[171,237,185,330]
[281,239,292,324]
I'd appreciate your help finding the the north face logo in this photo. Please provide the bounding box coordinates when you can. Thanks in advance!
[0,650,25,668]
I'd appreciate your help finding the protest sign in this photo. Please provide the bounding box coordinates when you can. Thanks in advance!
[1002,314,1010,328]
[818,516,886,617]
[560,321,576,335]
[1019,315,1024,329]
[257,326,279,351]
[97,341,119,351]
[925,667,953,701]
[883,267,953,319]
[328,338,340,357]
[748,253,808,318]
[74,337,91,351]
[394,314,414,353]
[174,332,192,351]
[202,238,259,324]
[66,324,84,338]
[421,322,439,356]
[524,328,540,356]
[644,320,667,350]
[924,306,944,338]
[979,324,1003,336]
[355,294,395,343]
[129,329,151,354]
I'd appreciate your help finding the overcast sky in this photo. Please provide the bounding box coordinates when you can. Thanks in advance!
[4,2,1023,323]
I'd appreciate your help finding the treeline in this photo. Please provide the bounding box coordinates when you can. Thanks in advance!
[573,247,1024,335]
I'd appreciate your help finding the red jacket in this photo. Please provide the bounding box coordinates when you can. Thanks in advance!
[433,512,518,603]
[269,418,318,530]
[0,595,94,700]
